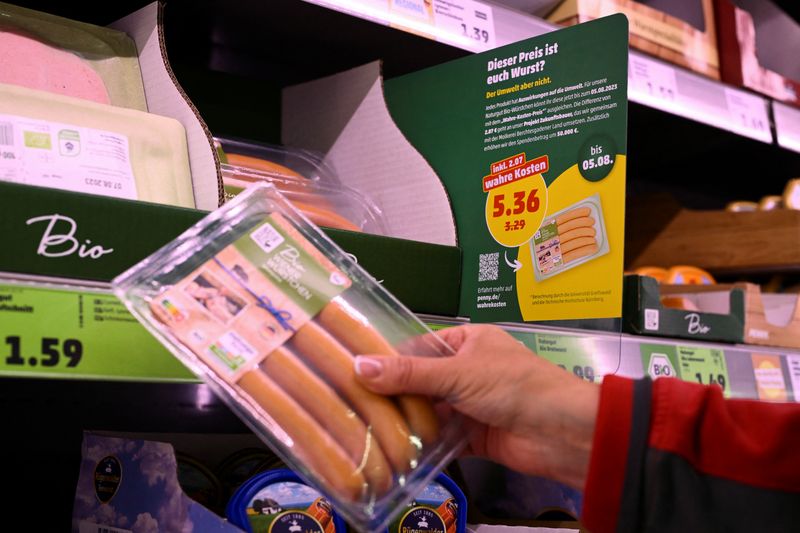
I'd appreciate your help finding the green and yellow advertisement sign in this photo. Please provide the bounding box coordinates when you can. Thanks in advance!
[385,15,628,322]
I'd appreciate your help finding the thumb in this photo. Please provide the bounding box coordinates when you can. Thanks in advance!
[354,355,455,397]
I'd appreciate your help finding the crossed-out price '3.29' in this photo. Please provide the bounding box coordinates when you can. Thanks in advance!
[485,174,547,248]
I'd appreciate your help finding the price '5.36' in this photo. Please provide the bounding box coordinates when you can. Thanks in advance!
[5,335,82,368]
[492,189,540,217]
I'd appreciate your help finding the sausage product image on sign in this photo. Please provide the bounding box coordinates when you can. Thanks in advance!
[529,194,610,281]
[112,184,466,533]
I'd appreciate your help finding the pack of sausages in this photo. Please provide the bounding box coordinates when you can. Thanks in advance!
[217,136,386,234]
[112,183,466,532]
[530,193,610,280]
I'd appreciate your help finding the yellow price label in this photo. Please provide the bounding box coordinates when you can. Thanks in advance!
[484,171,547,247]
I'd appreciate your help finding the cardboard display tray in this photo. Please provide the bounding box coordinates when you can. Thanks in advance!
[623,275,746,343]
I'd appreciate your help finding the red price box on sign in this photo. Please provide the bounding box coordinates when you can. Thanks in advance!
[483,155,548,192]
[490,152,526,174]
[484,153,548,247]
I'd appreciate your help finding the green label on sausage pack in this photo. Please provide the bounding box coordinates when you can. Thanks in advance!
[233,214,352,317]
[151,212,354,384]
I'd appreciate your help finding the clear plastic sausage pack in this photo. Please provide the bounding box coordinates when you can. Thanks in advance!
[112,183,467,532]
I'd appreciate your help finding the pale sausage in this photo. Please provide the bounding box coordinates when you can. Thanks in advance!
[317,298,440,445]
[290,321,419,473]
[238,369,366,500]
[556,216,595,233]
[562,243,599,263]
[555,206,592,226]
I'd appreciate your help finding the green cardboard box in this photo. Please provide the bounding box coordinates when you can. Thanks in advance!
[623,274,745,343]
[0,181,461,316]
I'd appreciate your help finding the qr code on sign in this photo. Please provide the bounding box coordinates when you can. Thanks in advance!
[478,252,499,281]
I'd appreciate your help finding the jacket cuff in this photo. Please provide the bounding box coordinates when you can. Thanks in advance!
[581,375,635,533]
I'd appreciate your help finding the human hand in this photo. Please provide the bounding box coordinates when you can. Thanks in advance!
[354,324,599,489]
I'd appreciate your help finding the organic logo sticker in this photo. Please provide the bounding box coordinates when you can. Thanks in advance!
[94,455,122,504]
[398,507,446,533]
[268,511,324,533]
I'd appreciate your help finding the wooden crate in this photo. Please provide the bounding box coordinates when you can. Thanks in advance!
[627,206,800,276]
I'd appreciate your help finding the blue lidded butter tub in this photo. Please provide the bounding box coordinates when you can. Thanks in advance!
[388,474,467,533]
[226,468,346,533]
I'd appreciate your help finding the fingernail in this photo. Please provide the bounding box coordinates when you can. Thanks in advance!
[354,356,383,378]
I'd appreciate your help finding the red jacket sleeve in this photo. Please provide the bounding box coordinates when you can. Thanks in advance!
[581,375,800,533]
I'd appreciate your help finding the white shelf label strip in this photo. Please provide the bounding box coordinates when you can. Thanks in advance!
[305,0,496,52]
[308,1,775,142]
[787,355,800,403]
[774,101,800,154]
[628,53,772,143]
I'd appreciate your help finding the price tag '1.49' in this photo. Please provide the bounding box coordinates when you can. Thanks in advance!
[678,346,730,396]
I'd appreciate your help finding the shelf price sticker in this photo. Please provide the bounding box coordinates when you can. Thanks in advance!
[530,332,615,383]
[774,101,800,154]
[751,353,788,402]
[0,282,194,381]
[786,355,800,403]
[484,153,548,247]
[308,0,495,52]
[678,346,730,396]
[429,0,496,52]
[724,87,771,140]
[640,343,680,381]
[381,0,496,52]
[628,54,678,106]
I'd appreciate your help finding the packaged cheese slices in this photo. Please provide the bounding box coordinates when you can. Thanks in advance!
[0,82,195,207]
[112,183,466,532]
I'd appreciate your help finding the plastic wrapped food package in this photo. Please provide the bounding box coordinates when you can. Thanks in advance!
[216,136,339,184]
[0,1,147,110]
[112,184,467,532]
[220,163,385,233]
[0,83,195,207]
[217,136,385,234]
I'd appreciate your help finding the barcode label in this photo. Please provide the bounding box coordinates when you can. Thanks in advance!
[0,123,12,145]
[250,221,285,253]
[78,520,132,533]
